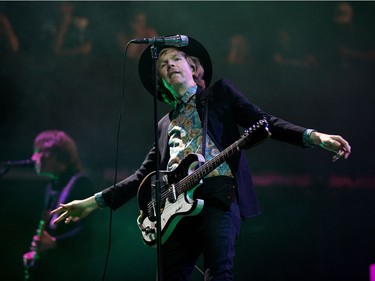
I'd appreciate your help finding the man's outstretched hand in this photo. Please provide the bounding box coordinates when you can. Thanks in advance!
[310,131,351,162]
[50,196,99,225]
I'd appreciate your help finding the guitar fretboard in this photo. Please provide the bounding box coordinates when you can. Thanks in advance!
[176,139,244,193]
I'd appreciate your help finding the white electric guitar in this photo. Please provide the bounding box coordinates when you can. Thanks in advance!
[137,118,271,247]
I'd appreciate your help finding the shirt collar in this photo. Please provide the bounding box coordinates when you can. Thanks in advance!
[180,85,198,105]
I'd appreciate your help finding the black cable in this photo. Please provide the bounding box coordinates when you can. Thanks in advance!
[101,41,132,281]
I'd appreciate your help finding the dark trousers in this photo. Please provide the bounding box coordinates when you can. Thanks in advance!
[161,178,241,281]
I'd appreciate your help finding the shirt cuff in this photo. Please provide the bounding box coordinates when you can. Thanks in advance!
[94,192,107,208]
[303,129,316,148]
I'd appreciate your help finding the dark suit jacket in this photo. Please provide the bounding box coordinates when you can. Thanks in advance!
[102,78,308,218]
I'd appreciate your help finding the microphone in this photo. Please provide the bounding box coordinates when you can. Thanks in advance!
[130,35,189,47]
[0,159,35,167]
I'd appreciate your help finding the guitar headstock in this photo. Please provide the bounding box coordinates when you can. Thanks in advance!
[239,118,271,150]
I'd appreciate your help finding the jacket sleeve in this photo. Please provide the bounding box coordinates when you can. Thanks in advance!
[216,78,308,147]
[101,144,157,210]
[101,113,172,210]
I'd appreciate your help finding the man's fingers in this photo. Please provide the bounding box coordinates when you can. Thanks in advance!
[344,151,350,159]
[65,216,80,224]
[53,211,68,225]
[65,216,72,224]
[332,146,351,162]
[50,204,66,215]
[333,136,351,154]
[332,150,344,162]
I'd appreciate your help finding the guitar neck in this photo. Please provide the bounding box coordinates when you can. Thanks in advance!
[174,118,270,194]
[178,139,242,192]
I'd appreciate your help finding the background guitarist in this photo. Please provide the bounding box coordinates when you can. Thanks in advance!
[23,130,94,281]
[51,36,351,280]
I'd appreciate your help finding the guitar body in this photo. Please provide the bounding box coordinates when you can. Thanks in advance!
[137,153,205,247]
[137,118,271,247]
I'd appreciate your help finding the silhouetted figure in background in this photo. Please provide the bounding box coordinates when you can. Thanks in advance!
[329,2,375,70]
[116,12,157,60]
[272,27,318,68]
[53,2,92,56]
[226,33,254,66]
[0,12,19,53]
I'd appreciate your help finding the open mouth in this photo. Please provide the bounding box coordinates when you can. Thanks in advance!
[169,71,180,78]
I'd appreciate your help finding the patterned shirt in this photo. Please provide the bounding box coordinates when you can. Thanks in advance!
[167,86,233,178]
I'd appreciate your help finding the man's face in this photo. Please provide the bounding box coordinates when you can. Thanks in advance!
[157,49,195,96]
[31,149,59,177]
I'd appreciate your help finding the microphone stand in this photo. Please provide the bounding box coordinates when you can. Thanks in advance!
[150,44,163,281]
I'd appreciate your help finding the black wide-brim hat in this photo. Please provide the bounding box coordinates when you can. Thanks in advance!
[138,35,212,104]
